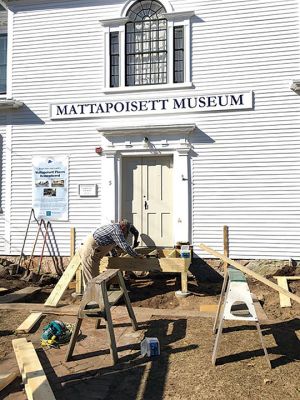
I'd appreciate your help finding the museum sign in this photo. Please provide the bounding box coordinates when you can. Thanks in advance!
[50,91,253,120]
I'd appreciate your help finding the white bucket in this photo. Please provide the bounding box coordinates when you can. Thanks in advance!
[180,245,190,258]
[140,337,160,357]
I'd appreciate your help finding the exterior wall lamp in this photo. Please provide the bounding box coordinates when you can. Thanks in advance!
[143,137,149,148]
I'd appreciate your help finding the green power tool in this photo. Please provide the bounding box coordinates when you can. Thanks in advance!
[41,320,72,347]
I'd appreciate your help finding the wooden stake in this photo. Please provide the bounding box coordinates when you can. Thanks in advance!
[199,243,300,305]
[223,225,229,272]
[70,227,75,258]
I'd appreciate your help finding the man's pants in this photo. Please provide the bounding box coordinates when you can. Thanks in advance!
[79,234,114,289]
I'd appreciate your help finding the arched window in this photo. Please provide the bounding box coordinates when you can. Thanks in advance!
[0,5,7,94]
[102,1,193,90]
[125,1,167,86]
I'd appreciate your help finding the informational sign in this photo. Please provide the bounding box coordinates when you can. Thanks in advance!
[50,91,253,120]
[32,156,68,220]
[78,184,98,197]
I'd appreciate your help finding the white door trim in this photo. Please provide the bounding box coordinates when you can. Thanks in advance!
[100,124,194,244]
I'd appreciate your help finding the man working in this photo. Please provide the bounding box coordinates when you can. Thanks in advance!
[79,219,144,288]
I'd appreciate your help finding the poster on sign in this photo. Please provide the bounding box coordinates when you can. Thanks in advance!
[32,156,68,220]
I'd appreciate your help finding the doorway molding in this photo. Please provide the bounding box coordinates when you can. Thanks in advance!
[97,123,195,244]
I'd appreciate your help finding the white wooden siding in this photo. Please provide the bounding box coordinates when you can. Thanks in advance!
[1,0,299,259]
[0,118,6,253]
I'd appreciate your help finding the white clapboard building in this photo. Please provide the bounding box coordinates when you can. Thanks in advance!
[0,0,299,260]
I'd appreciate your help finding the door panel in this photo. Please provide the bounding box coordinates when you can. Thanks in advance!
[122,156,173,246]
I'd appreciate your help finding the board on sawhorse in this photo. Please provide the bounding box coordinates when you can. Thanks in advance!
[44,252,81,307]
[65,269,138,365]
[212,267,271,368]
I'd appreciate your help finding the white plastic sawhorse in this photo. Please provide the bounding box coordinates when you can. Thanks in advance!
[212,267,271,368]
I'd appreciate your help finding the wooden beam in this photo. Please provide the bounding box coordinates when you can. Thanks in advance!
[166,249,177,258]
[0,372,18,392]
[12,338,56,400]
[0,287,41,304]
[75,266,83,294]
[275,277,291,307]
[199,243,300,305]
[44,252,81,307]
[274,276,300,281]
[0,303,79,315]
[70,227,75,258]
[199,304,218,313]
[16,312,43,334]
[100,256,190,273]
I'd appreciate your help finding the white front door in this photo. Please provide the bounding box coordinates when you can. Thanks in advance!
[122,156,173,246]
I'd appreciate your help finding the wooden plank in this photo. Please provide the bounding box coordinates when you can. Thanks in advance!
[199,243,300,305]
[0,372,18,392]
[16,312,43,334]
[70,227,75,258]
[100,256,191,273]
[75,266,83,294]
[199,304,218,313]
[166,249,177,258]
[68,228,76,290]
[44,252,81,307]
[12,338,56,400]
[274,276,300,281]
[68,281,76,290]
[0,303,79,316]
[0,287,41,304]
[275,277,291,307]
[251,294,269,321]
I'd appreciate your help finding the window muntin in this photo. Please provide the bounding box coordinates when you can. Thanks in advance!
[127,0,166,22]
[125,18,167,86]
[0,5,7,94]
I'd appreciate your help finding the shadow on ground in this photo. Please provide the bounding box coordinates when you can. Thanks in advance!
[39,318,198,400]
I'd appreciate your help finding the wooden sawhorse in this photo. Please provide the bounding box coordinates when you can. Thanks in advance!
[65,269,138,365]
[212,266,271,368]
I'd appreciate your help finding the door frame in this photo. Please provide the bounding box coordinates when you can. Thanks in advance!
[121,154,174,246]
[99,124,195,245]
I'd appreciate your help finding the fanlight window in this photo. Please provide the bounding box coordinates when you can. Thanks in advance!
[127,0,166,21]
[106,0,191,89]
[125,1,167,86]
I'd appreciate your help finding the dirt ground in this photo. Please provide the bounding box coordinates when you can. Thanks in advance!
[0,266,299,400]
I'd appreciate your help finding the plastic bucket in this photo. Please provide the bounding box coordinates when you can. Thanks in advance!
[140,337,160,357]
